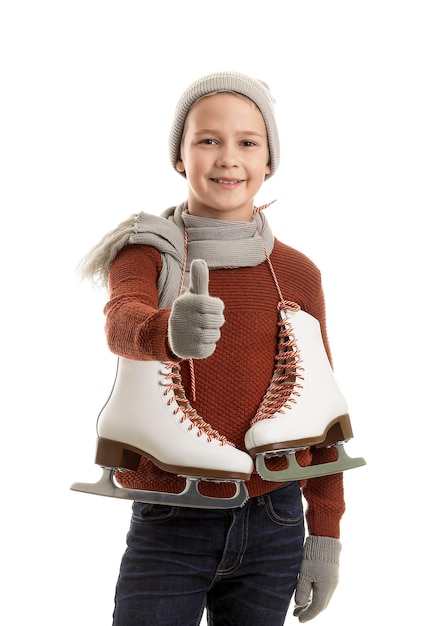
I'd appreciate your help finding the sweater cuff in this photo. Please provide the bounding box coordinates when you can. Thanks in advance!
[145,309,180,361]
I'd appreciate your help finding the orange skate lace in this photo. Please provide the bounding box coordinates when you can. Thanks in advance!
[250,302,304,424]
[249,230,304,425]
[159,229,231,446]
[167,201,300,434]
[162,362,233,446]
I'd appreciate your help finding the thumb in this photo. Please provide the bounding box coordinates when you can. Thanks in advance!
[295,577,312,610]
[188,259,209,295]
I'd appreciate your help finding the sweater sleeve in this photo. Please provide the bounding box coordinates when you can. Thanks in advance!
[301,273,345,539]
[104,244,175,362]
[301,447,346,538]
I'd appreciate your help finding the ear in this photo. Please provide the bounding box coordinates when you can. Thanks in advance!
[265,162,272,176]
[176,158,185,173]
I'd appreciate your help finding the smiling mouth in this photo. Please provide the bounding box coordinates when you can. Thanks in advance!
[211,178,243,184]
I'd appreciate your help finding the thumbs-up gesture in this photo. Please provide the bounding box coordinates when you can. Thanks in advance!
[168,259,225,359]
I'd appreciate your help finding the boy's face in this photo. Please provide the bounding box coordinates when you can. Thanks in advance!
[177,92,271,221]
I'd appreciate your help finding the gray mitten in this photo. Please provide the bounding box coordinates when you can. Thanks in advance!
[294,535,341,623]
[168,259,225,359]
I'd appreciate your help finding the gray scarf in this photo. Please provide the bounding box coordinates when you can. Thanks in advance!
[80,201,274,308]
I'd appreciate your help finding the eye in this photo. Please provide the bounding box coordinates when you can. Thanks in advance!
[241,140,257,147]
[200,138,218,145]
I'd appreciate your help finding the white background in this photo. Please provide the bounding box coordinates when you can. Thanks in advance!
[1,1,447,624]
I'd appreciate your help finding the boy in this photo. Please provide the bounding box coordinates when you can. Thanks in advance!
[79,72,348,625]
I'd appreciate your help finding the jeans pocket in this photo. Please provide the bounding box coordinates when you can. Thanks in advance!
[131,501,179,524]
[264,482,304,527]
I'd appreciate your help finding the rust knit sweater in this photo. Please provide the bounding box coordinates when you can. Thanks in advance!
[104,239,345,538]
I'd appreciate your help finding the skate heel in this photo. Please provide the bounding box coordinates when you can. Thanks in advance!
[315,414,354,448]
[95,437,142,471]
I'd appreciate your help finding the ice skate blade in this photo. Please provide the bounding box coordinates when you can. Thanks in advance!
[256,444,366,481]
[70,468,249,509]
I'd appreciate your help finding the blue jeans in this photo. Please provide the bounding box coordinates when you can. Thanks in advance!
[112,481,305,626]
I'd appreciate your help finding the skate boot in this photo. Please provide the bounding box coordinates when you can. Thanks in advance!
[71,357,253,509]
[244,305,366,481]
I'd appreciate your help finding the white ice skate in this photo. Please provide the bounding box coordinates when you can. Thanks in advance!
[71,357,253,509]
[244,305,366,481]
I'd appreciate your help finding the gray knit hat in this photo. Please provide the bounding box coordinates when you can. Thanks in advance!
[169,71,279,180]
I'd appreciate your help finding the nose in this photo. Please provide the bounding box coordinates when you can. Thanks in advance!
[215,144,238,168]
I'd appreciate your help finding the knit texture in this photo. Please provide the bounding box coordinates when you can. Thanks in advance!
[168,259,225,359]
[294,535,341,622]
[105,240,345,538]
[168,71,279,179]
[78,201,273,302]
